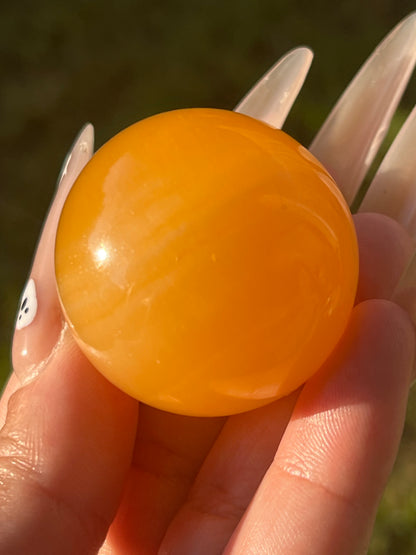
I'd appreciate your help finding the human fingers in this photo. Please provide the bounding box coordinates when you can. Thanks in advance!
[354,212,415,303]
[0,127,94,427]
[97,47,316,554]
[158,392,299,555]
[0,129,138,555]
[0,333,138,555]
[102,406,225,553]
[155,211,412,555]
[0,126,91,428]
[225,299,414,555]
[11,125,94,385]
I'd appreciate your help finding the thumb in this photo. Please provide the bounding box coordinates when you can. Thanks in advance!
[0,127,138,555]
[11,124,94,384]
[1,334,137,555]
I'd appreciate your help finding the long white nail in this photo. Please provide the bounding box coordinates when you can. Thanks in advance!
[310,12,416,205]
[359,105,416,237]
[235,47,313,129]
[12,124,94,383]
[57,123,94,191]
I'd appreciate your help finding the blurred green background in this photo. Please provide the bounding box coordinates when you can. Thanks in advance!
[1,1,416,552]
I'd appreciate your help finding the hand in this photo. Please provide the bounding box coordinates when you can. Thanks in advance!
[1,15,416,554]
[1,204,414,555]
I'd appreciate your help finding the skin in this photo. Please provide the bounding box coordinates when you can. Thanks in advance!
[0,208,415,555]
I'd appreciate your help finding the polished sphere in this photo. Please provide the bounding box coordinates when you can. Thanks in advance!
[55,108,358,416]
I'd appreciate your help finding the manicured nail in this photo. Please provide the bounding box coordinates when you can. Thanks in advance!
[12,124,94,384]
[56,123,94,189]
[310,12,416,205]
[235,47,313,129]
[359,106,416,237]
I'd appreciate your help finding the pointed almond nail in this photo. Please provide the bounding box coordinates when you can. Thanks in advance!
[235,47,313,129]
[12,124,94,383]
[310,13,416,205]
[359,106,416,237]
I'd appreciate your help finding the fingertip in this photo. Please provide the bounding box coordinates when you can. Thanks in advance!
[302,298,416,416]
[353,212,414,303]
[345,298,415,385]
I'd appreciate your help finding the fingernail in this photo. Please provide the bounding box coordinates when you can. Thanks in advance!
[310,12,416,205]
[12,124,94,384]
[55,123,94,189]
[235,47,313,129]
[359,106,416,237]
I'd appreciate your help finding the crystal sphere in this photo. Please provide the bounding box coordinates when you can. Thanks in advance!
[55,108,358,416]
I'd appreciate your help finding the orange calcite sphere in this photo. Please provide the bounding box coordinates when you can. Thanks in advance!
[55,108,358,416]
